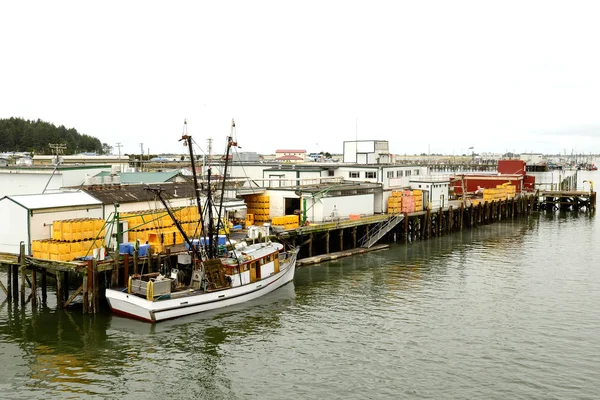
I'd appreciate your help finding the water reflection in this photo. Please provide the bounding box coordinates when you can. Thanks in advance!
[0,283,296,399]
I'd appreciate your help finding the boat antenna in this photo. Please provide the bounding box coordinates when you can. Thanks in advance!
[179,119,206,239]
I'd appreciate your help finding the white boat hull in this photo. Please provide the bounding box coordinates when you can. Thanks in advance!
[106,252,297,322]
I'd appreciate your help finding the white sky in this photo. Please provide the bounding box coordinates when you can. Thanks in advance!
[2,1,600,157]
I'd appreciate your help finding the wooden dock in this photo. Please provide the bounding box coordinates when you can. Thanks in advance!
[0,191,594,315]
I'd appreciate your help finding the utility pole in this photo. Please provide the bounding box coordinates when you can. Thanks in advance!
[207,137,213,167]
[48,143,67,165]
[44,143,67,193]
[115,142,122,159]
[139,143,144,171]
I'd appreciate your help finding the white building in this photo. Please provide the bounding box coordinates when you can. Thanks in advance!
[343,140,391,164]
[0,192,103,255]
[0,165,111,198]
[260,182,380,223]
[409,177,451,209]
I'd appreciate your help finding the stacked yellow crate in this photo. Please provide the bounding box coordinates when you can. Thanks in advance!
[245,195,270,224]
[505,184,516,199]
[483,187,509,202]
[32,217,108,261]
[413,189,423,211]
[31,237,104,261]
[272,215,299,230]
[387,192,402,214]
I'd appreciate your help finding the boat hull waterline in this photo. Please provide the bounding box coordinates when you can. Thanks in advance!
[106,251,297,322]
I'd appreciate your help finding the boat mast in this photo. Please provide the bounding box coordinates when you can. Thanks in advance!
[207,167,215,259]
[215,119,238,240]
[179,119,206,239]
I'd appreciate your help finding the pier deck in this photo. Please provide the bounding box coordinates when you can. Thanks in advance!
[1,191,594,315]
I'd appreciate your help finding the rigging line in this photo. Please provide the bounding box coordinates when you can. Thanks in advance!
[231,146,262,195]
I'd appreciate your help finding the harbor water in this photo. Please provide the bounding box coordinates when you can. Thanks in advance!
[1,173,598,399]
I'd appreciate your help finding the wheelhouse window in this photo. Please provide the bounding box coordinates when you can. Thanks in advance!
[349,171,359,178]
[365,171,376,179]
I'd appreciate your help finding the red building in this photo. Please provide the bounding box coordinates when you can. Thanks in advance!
[452,160,535,195]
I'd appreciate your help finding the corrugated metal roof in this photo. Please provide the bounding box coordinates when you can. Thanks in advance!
[82,182,197,204]
[95,171,180,184]
[3,191,102,210]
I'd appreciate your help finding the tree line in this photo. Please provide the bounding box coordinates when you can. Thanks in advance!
[0,117,107,155]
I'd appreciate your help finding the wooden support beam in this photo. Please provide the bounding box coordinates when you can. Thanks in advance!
[309,233,313,257]
[55,270,64,309]
[20,243,26,304]
[31,267,37,307]
[64,284,84,308]
[353,226,357,249]
[93,259,99,313]
[12,265,18,302]
[325,231,330,254]
[7,263,12,300]
[41,269,47,304]
[339,229,344,252]
[133,251,139,275]
[0,278,7,296]
[404,213,409,243]
[83,272,88,314]
[123,253,129,286]
[87,260,94,313]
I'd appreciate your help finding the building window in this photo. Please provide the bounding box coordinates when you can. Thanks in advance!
[328,170,334,177]
[396,171,403,177]
[349,171,359,178]
[387,171,394,178]
[365,171,376,179]
[406,170,411,176]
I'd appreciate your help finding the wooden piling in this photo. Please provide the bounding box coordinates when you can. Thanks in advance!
[55,271,64,309]
[7,262,12,301]
[41,270,47,304]
[20,243,26,304]
[31,266,37,307]
[123,253,129,285]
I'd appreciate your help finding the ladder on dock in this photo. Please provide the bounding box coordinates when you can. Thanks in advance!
[359,213,405,248]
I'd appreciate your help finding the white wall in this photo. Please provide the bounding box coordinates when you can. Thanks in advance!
[304,194,373,222]
[410,181,450,209]
[343,142,358,163]
[0,199,104,254]
[0,200,28,254]
[0,172,61,198]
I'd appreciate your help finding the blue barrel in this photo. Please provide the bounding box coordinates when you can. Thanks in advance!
[119,243,132,255]
[138,244,150,257]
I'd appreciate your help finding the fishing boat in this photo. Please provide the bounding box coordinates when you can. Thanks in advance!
[105,120,298,322]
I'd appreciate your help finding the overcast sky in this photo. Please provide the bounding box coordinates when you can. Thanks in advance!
[2,1,600,157]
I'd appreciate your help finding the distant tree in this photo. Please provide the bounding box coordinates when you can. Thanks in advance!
[0,117,103,154]
[102,143,113,155]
